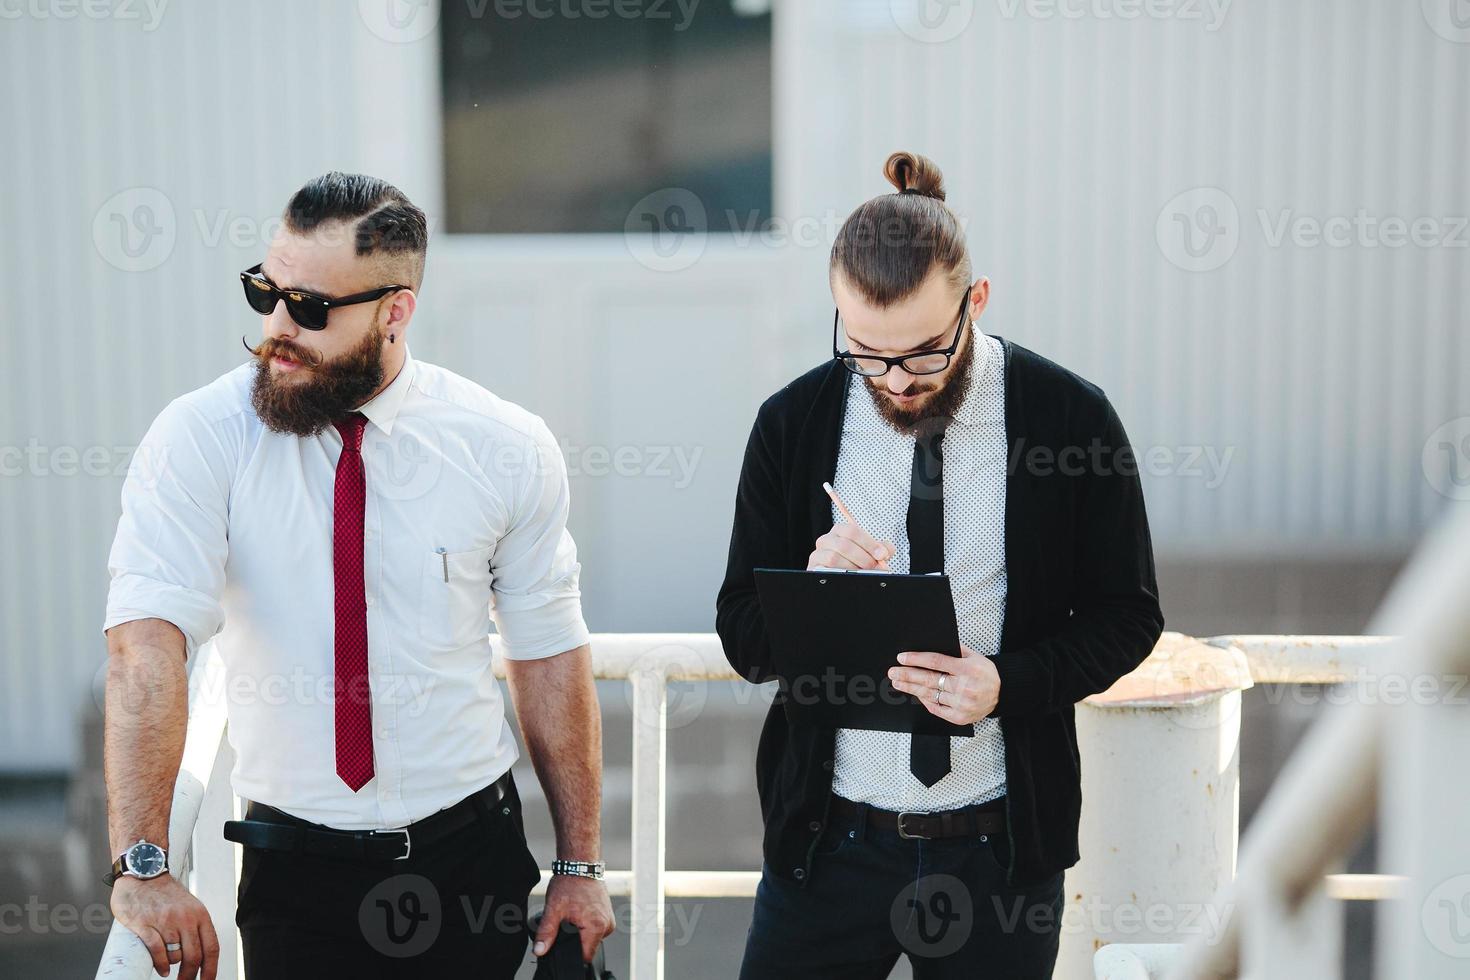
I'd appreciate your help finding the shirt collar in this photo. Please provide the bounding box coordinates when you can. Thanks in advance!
[950,327,1002,429]
[355,347,416,436]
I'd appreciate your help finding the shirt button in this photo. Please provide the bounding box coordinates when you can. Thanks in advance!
[979,834,988,842]
[808,821,821,832]
[365,595,375,606]
[821,759,833,772]
[792,868,806,880]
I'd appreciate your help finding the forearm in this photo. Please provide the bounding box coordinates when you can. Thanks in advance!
[989,596,1163,716]
[103,618,189,855]
[505,644,602,860]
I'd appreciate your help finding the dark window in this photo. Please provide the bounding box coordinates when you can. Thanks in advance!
[441,0,773,234]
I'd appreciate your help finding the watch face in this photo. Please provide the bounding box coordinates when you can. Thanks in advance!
[128,842,167,878]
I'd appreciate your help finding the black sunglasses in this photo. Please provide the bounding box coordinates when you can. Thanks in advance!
[833,291,970,378]
[240,264,408,331]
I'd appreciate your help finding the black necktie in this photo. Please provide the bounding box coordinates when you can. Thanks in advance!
[907,420,950,787]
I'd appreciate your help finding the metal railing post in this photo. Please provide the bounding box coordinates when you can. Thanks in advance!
[628,666,669,980]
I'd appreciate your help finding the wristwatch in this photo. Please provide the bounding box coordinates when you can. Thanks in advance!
[550,859,605,881]
[105,839,169,887]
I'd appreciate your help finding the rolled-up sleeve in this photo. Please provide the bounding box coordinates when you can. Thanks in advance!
[488,419,590,661]
[103,398,232,657]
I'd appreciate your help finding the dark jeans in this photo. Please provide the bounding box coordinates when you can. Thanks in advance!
[235,776,542,979]
[739,797,1065,980]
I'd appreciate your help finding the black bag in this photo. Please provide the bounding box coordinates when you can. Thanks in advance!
[528,910,616,980]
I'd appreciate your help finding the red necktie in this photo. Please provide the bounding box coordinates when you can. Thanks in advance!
[332,412,374,792]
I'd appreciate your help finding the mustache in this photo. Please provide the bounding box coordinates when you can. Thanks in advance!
[241,335,322,368]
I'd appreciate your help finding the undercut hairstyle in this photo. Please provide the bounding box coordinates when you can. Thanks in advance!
[283,172,429,290]
[830,151,972,308]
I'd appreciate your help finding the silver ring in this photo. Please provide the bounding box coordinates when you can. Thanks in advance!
[165,943,182,952]
[937,675,947,692]
[933,689,943,704]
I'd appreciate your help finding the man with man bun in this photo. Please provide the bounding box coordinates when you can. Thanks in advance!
[718,151,1164,978]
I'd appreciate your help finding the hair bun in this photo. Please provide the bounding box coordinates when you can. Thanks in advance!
[883,151,947,201]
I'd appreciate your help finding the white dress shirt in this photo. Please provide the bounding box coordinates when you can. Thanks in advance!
[830,328,1009,812]
[103,348,590,830]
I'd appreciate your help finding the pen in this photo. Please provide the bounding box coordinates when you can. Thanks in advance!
[822,481,859,527]
[822,481,892,567]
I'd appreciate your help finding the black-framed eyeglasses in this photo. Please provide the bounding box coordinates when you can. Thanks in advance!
[239,264,409,331]
[833,291,970,378]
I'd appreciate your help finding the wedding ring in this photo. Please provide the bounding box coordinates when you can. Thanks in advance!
[937,675,947,692]
[165,943,182,952]
[933,689,943,704]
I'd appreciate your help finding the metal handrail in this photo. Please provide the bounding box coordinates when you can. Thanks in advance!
[94,630,1411,980]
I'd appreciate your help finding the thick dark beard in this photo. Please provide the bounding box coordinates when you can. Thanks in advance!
[864,324,978,436]
[249,324,386,436]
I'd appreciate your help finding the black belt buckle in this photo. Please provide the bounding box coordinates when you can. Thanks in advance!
[371,827,412,860]
[896,811,932,840]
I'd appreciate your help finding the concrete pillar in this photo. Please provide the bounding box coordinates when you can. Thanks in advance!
[1057,633,1252,979]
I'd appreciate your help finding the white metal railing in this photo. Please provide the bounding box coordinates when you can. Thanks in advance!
[95,616,1458,980]
[1096,508,1470,980]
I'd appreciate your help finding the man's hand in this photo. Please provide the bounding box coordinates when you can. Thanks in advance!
[807,523,894,571]
[533,874,615,963]
[888,643,1000,725]
[110,874,220,980]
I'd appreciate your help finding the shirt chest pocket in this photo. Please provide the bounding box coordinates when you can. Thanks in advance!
[417,545,495,651]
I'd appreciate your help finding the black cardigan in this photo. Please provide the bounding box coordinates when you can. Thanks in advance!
[715,336,1165,889]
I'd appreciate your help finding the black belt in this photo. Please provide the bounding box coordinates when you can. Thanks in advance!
[223,771,513,862]
[830,793,1006,841]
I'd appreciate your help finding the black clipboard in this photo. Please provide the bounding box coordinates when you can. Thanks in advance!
[753,567,970,737]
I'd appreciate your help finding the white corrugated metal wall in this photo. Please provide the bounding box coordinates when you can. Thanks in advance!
[1,0,1465,769]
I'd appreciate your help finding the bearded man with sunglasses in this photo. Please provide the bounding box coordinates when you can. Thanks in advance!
[717,152,1165,979]
[101,173,613,979]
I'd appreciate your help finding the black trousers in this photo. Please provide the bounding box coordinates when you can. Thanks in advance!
[739,796,1065,980]
[235,776,542,979]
